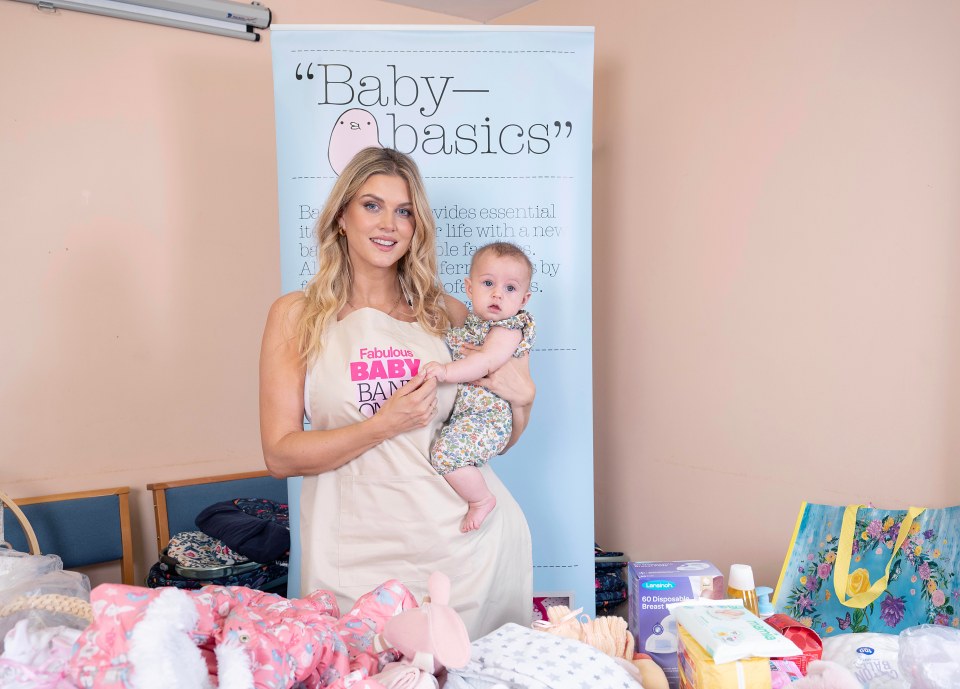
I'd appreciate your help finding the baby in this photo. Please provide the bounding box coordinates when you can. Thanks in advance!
[423,241,536,532]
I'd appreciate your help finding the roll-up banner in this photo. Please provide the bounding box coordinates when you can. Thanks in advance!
[271,24,596,617]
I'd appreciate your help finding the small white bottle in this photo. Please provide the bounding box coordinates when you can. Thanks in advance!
[756,585,775,620]
[726,563,759,616]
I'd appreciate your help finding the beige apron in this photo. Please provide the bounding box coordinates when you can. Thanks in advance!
[301,308,533,638]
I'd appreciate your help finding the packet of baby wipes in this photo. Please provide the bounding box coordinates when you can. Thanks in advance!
[667,599,802,664]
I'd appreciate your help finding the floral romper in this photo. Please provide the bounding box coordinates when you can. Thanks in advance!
[431,310,536,475]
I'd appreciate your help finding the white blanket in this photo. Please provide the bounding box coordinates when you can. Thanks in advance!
[445,623,642,689]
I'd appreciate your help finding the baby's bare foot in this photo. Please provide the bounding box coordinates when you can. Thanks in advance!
[461,494,497,532]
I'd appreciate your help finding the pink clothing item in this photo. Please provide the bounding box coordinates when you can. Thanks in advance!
[373,662,438,689]
[68,580,419,689]
[0,618,82,689]
[337,580,418,677]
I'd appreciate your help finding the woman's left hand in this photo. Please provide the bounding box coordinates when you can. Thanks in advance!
[471,351,535,408]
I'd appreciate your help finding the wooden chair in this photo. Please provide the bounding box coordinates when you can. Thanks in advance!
[0,486,135,586]
[146,470,288,557]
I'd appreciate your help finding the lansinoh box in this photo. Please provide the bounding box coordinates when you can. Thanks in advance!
[627,561,724,689]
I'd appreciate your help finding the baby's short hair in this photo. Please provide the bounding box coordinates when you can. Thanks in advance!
[470,241,534,284]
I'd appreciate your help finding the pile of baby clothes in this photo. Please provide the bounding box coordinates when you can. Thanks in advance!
[594,544,628,615]
[147,497,289,593]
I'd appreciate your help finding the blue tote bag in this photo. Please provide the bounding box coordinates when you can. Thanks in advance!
[773,502,960,637]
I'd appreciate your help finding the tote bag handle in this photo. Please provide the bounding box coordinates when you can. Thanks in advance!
[834,504,924,608]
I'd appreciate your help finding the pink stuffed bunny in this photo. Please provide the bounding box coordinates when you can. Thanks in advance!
[373,571,471,686]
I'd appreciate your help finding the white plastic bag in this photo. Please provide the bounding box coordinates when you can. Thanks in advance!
[0,549,91,653]
[821,632,906,689]
[0,549,63,583]
[899,625,960,689]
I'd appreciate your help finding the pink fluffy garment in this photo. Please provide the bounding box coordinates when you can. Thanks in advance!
[792,660,863,689]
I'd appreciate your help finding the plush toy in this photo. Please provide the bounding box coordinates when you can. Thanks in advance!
[791,660,863,689]
[533,605,669,689]
[372,571,471,689]
[69,582,417,689]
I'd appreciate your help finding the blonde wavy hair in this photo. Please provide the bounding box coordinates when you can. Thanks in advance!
[296,147,450,364]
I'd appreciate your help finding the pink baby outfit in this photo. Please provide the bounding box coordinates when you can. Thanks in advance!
[68,579,418,689]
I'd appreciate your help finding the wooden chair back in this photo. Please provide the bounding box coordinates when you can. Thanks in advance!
[1,486,135,585]
[146,470,288,556]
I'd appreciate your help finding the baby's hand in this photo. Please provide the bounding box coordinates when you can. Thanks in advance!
[422,361,447,382]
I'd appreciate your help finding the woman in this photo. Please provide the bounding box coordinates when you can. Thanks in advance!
[259,147,535,638]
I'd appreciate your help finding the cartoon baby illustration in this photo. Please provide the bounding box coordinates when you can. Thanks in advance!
[707,607,747,621]
[714,627,743,644]
[328,108,382,175]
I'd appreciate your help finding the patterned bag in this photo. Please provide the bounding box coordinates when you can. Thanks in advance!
[149,529,288,591]
[594,545,628,613]
[146,560,288,591]
[773,502,960,637]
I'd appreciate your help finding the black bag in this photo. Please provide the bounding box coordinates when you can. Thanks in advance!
[195,498,290,563]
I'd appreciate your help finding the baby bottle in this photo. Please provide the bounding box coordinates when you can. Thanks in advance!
[726,563,759,616]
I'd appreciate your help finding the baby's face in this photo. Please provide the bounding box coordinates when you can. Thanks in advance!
[465,253,531,321]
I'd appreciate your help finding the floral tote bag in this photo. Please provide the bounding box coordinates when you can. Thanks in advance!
[772,502,960,637]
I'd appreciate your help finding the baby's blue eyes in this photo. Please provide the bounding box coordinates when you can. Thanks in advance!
[479,280,518,293]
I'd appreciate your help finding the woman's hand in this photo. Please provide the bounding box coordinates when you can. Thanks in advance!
[375,370,440,433]
[261,293,440,479]
[469,349,536,408]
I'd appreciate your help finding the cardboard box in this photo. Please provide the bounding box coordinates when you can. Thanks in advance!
[627,560,724,689]
[677,624,772,689]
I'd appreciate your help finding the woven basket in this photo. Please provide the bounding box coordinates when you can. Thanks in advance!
[0,593,93,624]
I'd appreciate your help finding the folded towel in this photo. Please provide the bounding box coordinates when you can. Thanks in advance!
[373,661,438,689]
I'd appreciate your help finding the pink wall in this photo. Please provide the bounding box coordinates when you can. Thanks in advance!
[3,0,959,590]
[500,0,960,588]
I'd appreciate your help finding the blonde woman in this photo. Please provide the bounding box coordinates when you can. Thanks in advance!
[259,147,535,638]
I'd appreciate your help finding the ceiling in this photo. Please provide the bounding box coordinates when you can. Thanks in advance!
[379,0,538,22]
